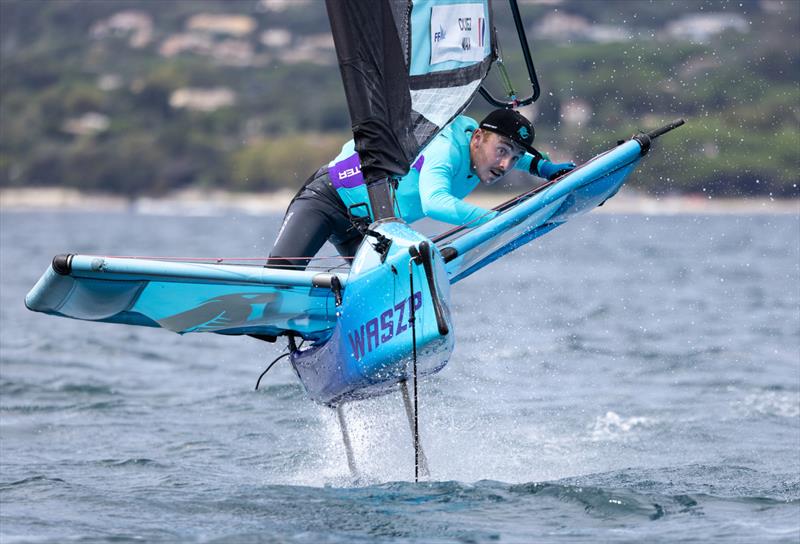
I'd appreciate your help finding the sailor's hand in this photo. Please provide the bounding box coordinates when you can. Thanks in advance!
[539,160,576,181]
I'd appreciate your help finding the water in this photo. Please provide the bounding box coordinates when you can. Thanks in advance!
[1,209,798,543]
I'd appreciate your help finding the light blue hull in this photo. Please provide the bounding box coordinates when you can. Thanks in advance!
[290,221,454,406]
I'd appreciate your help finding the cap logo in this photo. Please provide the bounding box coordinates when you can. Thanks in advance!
[517,126,530,140]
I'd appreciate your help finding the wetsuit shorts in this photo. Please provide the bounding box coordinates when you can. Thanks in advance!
[268,167,364,270]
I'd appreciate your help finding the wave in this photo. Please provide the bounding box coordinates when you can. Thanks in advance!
[298,473,800,526]
[742,390,800,419]
[0,475,67,491]
[96,458,167,469]
[590,410,657,441]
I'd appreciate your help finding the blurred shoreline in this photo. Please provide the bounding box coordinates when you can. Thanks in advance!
[1,187,797,215]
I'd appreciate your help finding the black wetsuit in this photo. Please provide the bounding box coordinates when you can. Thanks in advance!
[268,167,364,270]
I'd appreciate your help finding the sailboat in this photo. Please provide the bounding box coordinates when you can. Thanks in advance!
[26,0,683,480]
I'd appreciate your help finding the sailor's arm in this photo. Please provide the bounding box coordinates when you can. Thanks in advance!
[515,151,576,180]
[418,156,497,227]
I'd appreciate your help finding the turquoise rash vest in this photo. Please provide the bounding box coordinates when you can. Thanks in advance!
[327,115,542,227]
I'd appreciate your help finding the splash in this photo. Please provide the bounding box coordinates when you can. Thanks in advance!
[742,391,800,418]
[590,411,655,441]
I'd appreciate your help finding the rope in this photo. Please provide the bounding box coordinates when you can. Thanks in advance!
[496,62,517,103]
[254,338,303,391]
[254,351,290,390]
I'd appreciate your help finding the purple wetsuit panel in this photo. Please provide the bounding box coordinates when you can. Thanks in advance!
[329,153,364,189]
[329,153,425,189]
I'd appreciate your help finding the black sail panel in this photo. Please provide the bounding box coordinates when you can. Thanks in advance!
[326,0,495,188]
[326,0,414,184]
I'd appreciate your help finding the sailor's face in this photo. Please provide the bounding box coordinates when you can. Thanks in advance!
[470,130,525,185]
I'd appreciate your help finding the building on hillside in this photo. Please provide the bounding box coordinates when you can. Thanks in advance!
[278,33,335,65]
[257,0,311,12]
[169,88,236,112]
[90,11,153,49]
[531,12,630,44]
[260,29,292,49]
[211,40,256,66]
[62,112,110,136]
[663,13,749,43]
[185,14,257,38]
[159,33,214,58]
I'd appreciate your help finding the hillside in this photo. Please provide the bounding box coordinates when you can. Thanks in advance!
[0,0,797,197]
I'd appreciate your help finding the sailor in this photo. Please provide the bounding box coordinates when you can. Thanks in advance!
[268,108,575,269]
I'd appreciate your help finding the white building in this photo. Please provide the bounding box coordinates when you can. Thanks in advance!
[664,13,749,43]
[169,88,237,112]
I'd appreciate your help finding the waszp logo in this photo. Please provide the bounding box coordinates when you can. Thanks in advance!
[347,291,422,361]
[461,37,471,50]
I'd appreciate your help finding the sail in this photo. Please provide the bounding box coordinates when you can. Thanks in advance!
[326,0,495,184]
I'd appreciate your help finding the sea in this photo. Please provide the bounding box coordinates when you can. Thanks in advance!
[1,208,798,543]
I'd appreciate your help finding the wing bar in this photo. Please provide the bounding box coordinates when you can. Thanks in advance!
[440,139,643,261]
[43,254,344,287]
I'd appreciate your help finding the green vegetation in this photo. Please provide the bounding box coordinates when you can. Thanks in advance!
[0,0,797,197]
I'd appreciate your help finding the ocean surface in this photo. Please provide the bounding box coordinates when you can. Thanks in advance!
[1,209,798,543]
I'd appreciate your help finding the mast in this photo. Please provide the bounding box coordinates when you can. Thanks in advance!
[325,0,412,221]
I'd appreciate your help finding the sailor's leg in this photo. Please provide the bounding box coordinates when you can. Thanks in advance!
[268,195,336,270]
[335,404,359,479]
[329,194,365,260]
[400,380,430,479]
[269,166,362,270]
[331,230,364,261]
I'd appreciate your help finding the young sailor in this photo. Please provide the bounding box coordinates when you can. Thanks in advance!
[268,108,575,269]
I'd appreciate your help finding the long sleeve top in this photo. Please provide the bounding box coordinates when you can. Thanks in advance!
[327,115,542,226]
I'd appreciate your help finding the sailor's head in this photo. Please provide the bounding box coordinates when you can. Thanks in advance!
[471,108,535,185]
